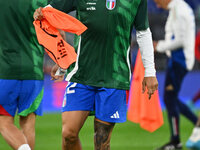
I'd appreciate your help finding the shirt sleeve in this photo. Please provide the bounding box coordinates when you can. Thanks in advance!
[136,28,156,77]
[134,0,149,31]
[50,0,76,13]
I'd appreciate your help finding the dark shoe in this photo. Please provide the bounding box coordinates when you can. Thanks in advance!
[156,141,182,150]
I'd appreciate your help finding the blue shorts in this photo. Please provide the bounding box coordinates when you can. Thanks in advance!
[0,80,44,117]
[62,82,127,123]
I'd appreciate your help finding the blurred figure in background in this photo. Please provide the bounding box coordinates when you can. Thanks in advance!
[0,0,48,150]
[153,0,198,149]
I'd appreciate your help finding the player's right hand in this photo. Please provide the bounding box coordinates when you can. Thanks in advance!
[33,7,44,20]
[51,64,65,82]
[142,76,158,100]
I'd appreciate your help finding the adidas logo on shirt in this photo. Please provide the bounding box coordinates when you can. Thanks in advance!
[110,111,120,119]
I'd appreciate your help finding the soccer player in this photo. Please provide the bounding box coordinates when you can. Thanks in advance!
[153,0,198,149]
[0,0,48,150]
[34,0,158,149]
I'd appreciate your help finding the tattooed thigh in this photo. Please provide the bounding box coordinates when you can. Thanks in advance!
[94,118,115,150]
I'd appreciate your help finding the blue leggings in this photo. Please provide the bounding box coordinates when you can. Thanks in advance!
[164,61,197,142]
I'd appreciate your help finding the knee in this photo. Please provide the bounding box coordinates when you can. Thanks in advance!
[62,128,79,143]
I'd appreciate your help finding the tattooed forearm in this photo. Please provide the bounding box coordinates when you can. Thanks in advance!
[94,119,115,150]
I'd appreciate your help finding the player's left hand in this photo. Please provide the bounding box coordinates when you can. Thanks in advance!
[142,76,158,100]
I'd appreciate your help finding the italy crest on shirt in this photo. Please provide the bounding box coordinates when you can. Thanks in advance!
[106,0,116,10]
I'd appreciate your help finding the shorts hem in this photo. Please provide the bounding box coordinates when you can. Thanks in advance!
[95,116,127,123]
[18,112,43,117]
[0,112,13,117]
[62,108,93,112]
[0,105,13,117]
[18,88,44,117]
